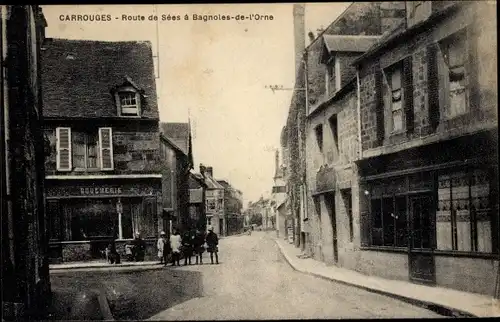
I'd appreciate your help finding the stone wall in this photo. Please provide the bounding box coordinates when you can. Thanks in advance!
[45,121,161,175]
[358,1,498,153]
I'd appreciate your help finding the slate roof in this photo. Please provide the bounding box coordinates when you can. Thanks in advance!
[160,122,190,155]
[41,38,159,119]
[323,35,381,53]
[204,176,224,190]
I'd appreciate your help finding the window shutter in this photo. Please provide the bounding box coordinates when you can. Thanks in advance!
[374,68,385,146]
[403,56,415,134]
[56,127,71,171]
[466,26,480,114]
[99,127,114,170]
[427,43,440,130]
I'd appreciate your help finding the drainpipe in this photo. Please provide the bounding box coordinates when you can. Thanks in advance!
[2,6,15,270]
[356,70,362,160]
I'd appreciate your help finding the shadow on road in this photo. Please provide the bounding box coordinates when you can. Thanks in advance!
[50,268,204,320]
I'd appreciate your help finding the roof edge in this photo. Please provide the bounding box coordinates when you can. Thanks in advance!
[307,76,357,119]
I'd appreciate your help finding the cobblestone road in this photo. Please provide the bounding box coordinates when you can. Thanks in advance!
[149,231,442,320]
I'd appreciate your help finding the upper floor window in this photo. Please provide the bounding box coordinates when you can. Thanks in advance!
[384,62,404,133]
[118,91,140,116]
[73,132,99,170]
[325,56,341,96]
[329,114,338,151]
[439,30,468,118]
[315,124,324,153]
[56,127,114,172]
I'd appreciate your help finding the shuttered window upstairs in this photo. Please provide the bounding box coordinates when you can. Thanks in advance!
[56,127,72,171]
[99,127,114,171]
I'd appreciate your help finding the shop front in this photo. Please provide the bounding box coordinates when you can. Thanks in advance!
[357,130,499,295]
[46,178,162,263]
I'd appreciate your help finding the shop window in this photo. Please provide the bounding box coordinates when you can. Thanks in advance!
[47,200,61,241]
[436,168,494,253]
[70,199,117,240]
[439,29,468,118]
[370,195,409,248]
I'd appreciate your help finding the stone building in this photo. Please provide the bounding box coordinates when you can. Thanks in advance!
[200,164,226,235]
[188,171,207,231]
[42,39,163,262]
[217,180,244,235]
[159,122,193,235]
[296,1,406,256]
[1,5,52,319]
[352,1,498,296]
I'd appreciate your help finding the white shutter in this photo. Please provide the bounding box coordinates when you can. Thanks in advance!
[99,127,114,170]
[56,127,71,171]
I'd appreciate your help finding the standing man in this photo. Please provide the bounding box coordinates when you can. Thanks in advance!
[157,231,168,266]
[206,227,219,265]
[182,230,194,265]
[194,228,205,265]
[132,231,146,262]
[169,229,182,266]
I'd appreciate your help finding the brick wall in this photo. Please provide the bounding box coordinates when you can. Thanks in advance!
[358,1,498,154]
[45,121,161,175]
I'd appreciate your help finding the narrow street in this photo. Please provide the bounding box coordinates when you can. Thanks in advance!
[149,231,442,320]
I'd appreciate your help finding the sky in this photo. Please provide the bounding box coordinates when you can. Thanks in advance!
[41,3,351,207]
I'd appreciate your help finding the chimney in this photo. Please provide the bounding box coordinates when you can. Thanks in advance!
[199,164,206,176]
[293,3,305,78]
[206,167,213,177]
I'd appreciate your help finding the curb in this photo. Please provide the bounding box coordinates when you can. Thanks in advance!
[274,240,476,318]
[50,263,165,273]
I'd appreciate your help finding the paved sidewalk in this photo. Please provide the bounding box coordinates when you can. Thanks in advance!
[50,260,162,271]
[275,238,500,318]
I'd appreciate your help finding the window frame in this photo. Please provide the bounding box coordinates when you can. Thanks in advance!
[73,132,100,171]
[384,62,405,134]
[115,86,142,117]
[438,29,469,119]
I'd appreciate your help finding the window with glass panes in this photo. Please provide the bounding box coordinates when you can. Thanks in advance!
[371,194,408,247]
[73,132,99,169]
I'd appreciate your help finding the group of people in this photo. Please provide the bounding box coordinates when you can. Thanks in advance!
[157,227,219,266]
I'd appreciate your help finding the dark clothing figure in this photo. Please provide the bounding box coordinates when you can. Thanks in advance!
[206,230,219,264]
[193,231,206,264]
[182,232,194,265]
[132,235,146,261]
[107,232,121,264]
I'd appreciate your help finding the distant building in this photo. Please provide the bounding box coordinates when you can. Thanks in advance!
[217,180,244,235]
[272,150,288,239]
[159,122,193,235]
[200,164,226,235]
[41,38,162,262]
[188,171,208,231]
[1,5,52,319]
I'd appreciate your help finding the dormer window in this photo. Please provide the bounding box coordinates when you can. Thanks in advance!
[113,77,143,117]
[118,91,139,116]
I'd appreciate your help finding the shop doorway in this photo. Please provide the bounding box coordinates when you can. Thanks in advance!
[219,218,224,236]
[325,193,338,263]
[408,194,436,284]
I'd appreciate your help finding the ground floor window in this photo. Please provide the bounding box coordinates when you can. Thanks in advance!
[365,166,497,253]
[436,168,494,253]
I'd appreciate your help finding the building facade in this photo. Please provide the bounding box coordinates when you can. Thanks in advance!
[42,39,163,262]
[298,1,406,257]
[188,171,207,231]
[160,122,192,234]
[1,5,52,319]
[200,164,226,235]
[218,180,244,235]
[352,1,498,296]
[272,150,288,239]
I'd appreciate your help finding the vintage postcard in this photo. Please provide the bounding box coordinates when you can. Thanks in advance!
[1,2,498,320]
